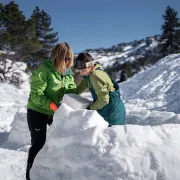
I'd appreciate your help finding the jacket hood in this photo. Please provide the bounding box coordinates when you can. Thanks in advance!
[93,63,104,71]
[82,64,104,79]
[44,59,74,76]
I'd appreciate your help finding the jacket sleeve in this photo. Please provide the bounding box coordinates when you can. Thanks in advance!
[89,71,110,110]
[66,75,76,90]
[66,79,89,94]
[29,65,52,109]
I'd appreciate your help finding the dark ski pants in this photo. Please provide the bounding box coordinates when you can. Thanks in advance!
[27,108,53,167]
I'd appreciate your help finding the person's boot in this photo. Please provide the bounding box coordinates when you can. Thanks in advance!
[26,162,32,180]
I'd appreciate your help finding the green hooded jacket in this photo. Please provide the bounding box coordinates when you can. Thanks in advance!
[27,59,76,115]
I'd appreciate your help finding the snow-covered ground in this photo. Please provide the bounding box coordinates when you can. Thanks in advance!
[0,54,180,180]
[0,83,29,133]
[121,54,180,114]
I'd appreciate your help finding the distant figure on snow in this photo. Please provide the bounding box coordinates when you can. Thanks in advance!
[72,53,126,127]
[118,69,128,83]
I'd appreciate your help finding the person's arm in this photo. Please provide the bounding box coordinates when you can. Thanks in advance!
[65,75,76,91]
[29,65,52,109]
[88,71,110,110]
[65,78,89,94]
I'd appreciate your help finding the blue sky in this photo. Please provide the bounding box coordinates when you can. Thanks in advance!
[2,0,180,53]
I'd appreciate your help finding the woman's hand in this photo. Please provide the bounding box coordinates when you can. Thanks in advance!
[50,103,60,112]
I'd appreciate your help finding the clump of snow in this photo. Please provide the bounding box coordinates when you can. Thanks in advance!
[8,107,30,147]
[121,54,180,113]
[0,83,29,132]
[0,50,15,55]
[61,94,92,110]
[149,39,159,49]
[138,42,146,48]
[0,59,29,88]
[125,56,136,62]
[123,45,133,52]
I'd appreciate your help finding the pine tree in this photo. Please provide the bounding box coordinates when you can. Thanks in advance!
[0,1,41,60]
[21,19,42,60]
[175,27,180,45]
[30,7,59,60]
[1,1,26,51]
[161,6,180,56]
[0,2,4,49]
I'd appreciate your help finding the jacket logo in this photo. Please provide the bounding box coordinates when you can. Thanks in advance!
[54,82,58,87]
[54,80,59,87]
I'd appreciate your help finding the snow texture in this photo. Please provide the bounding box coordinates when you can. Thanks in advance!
[61,94,92,110]
[121,54,180,113]
[0,54,180,180]
[31,103,180,180]
[8,107,30,147]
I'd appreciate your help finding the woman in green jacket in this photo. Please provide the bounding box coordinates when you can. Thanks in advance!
[74,53,126,127]
[26,42,76,180]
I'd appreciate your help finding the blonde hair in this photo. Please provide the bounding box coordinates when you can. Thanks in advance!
[51,42,74,74]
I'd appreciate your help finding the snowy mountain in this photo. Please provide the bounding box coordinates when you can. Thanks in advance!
[25,35,162,82]
[0,54,180,180]
[81,35,162,79]
[84,35,161,66]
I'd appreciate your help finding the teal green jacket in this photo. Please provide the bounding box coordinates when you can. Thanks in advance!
[27,59,76,115]
[73,64,115,110]
[73,64,125,125]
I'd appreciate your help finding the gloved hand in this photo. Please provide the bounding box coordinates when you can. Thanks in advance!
[57,103,61,108]
[50,103,58,112]
[86,106,91,110]
[50,103,61,112]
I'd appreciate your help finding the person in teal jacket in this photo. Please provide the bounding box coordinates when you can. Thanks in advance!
[26,42,76,180]
[73,53,126,127]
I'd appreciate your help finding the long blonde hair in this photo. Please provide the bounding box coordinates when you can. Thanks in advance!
[51,42,74,74]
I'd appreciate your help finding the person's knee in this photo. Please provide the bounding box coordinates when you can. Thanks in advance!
[31,136,46,150]
[38,136,46,148]
[38,138,46,149]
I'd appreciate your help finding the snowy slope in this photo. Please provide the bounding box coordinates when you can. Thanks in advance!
[0,54,180,180]
[121,54,180,113]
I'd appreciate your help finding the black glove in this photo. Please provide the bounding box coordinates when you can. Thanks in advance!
[56,103,61,108]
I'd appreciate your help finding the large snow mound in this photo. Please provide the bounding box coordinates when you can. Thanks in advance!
[8,94,180,148]
[121,54,180,113]
[0,83,29,132]
[8,107,30,147]
[7,94,93,147]
[30,103,180,180]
